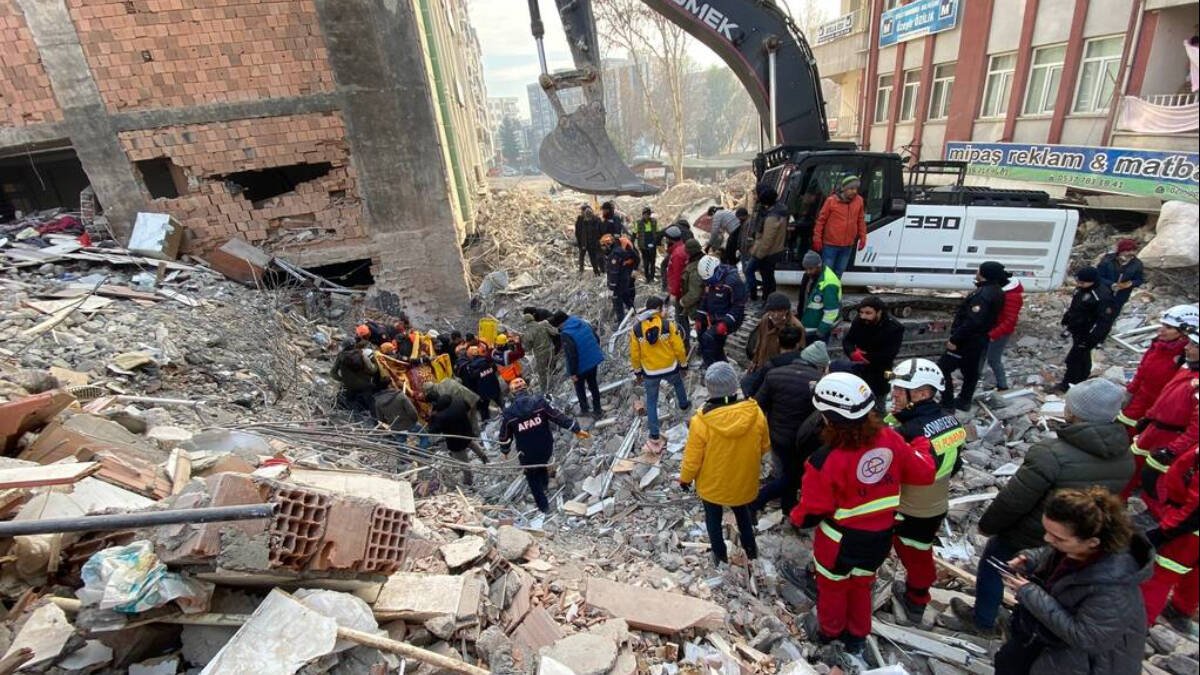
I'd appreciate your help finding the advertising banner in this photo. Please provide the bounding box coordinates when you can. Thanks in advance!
[879,0,960,47]
[816,13,854,45]
[945,141,1200,203]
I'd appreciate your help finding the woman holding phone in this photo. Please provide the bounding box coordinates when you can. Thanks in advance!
[995,487,1152,675]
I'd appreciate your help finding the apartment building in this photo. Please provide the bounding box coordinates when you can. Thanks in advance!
[813,0,1199,202]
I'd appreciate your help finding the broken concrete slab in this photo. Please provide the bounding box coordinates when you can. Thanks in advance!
[201,589,337,675]
[2,603,76,668]
[287,468,415,514]
[371,573,468,621]
[58,640,115,670]
[440,534,488,568]
[540,633,618,675]
[510,606,563,657]
[207,237,273,286]
[0,390,75,453]
[496,525,535,561]
[585,577,726,634]
[0,461,99,489]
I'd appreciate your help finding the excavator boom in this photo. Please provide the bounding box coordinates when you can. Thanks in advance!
[529,0,833,195]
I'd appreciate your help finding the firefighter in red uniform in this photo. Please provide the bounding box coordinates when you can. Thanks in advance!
[1140,441,1199,632]
[884,358,967,626]
[1124,330,1200,501]
[789,373,936,660]
[1117,305,1197,435]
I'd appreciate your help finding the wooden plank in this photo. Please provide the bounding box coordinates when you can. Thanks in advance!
[935,558,1016,605]
[23,297,113,316]
[0,462,99,490]
[43,285,161,302]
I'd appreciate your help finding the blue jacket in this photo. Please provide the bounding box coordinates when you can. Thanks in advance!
[699,264,747,328]
[1096,252,1143,307]
[464,356,501,401]
[499,392,580,464]
[559,316,604,375]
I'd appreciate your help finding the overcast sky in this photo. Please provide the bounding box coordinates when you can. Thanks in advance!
[469,0,843,119]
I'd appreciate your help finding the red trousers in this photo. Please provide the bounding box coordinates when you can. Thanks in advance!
[892,513,944,605]
[1121,453,1148,501]
[1142,533,1200,625]
[816,573,875,641]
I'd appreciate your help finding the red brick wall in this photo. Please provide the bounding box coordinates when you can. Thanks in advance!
[0,0,63,126]
[119,112,366,254]
[68,0,336,112]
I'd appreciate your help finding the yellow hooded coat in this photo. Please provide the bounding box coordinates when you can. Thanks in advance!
[679,399,771,506]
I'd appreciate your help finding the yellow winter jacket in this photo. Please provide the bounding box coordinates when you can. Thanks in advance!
[679,399,771,506]
[629,314,687,377]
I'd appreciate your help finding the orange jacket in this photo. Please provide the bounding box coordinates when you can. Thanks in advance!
[813,194,867,249]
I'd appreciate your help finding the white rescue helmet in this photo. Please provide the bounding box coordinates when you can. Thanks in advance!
[1161,305,1200,332]
[889,358,945,392]
[698,255,721,281]
[813,372,876,421]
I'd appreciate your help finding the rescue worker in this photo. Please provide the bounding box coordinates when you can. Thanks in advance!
[1056,266,1117,392]
[695,255,748,366]
[601,233,640,324]
[674,238,705,354]
[749,292,804,375]
[812,175,867,278]
[789,373,936,659]
[520,307,560,391]
[797,251,841,344]
[634,206,659,282]
[551,311,606,416]
[330,338,382,415]
[937,261,1006,412]
[982,266,1023,391]
[841,296,904,402]
[422,378,481,435]
[1125,330,1199,502]
[710,208,742,267]
[630,297,691,451]
[426,390,488,486]
[752,189,788,299]
[356,320,394,347]
[492,333,526,387]
[599,201,625,237]
[1140,443,1199,632]
[574,203,602,275]
[1097,238,1144,316]
[693,205,718,234]
[745,332,828,398]
[464,345,503,420]
[679,362,771,566]
[950,377,1132,636]
[499,377,590,513]
[1117,304,1198,433]
[885,359,966,625]
[752,331,826,516]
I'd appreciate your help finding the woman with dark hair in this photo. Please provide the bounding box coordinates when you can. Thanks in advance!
[995,487,1151,675]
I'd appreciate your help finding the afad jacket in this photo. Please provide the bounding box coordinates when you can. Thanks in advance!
[790,426,935,578]
[698,264,748,329]
[498,392,580,465]
[680,399,771,506]
[629,313,687,377]
[989,279,1025,340]
[1119,338,1187,427]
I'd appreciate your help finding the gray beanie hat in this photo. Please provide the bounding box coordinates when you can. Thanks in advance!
[800,341,830,369]
[705,362,740,399]
[1064,378,1125,424]
[802,250,822,268]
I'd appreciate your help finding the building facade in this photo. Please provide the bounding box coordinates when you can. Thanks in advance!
[814,0,1199,202]
[0,0,492,316]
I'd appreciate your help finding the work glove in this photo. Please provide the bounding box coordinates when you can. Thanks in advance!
[715,322,729,337]
[850,348,868,363]
[857,240,866,251]
[574,430,592,440]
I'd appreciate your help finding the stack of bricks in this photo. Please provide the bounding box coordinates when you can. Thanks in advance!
[118,112,367,254]
[0,0,63,127]
[67,0,335,112]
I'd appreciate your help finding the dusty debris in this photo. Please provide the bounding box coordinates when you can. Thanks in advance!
[585,577,726,634]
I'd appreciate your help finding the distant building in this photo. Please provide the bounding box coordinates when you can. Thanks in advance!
[488,97,522,123]
[527,78,585,168]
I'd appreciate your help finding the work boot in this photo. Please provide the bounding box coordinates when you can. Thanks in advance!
[1161,603,1199,637]
[891,579,928,626]
[780,561,819,602]
[942,597,1000,638]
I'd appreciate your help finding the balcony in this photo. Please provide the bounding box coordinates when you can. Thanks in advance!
[1111,93,1199,152]
[810,10,868,80]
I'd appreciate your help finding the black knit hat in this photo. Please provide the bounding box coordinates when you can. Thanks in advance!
[765,292,791,312]
[979,261,1010,282]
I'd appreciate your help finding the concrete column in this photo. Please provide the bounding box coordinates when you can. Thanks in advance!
[15,0,147,236]
[311,0,471,320]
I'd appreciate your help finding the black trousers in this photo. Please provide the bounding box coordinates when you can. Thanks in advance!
[703,500,757,564]
[573,367,603,413]
[641,247,657,280]
[938,337,986,410]
[610,284,635,322]
[721,228,741,265]
[523,466,551,512]
[579,246,601,275]
[757,253,780,298]
[1062,338,1094,387]
[753,448,803,518]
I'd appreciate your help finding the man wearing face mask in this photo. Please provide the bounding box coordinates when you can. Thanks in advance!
[1055,266,1117,392]
[1096,238,1144,316]
[937,261,1006,412]
[842,296,905,402]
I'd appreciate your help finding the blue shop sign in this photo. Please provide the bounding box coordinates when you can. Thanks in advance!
[879,0,960,47]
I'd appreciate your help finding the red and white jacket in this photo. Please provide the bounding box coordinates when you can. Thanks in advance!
[1135,366,1200,457]
[989,279,1024,340]
[1156,445,1199,539]
[1120,338,1187,426]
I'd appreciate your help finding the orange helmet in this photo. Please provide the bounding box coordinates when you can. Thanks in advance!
[599,234,615,247]
[355,324,371,338]
[509,377,528,393]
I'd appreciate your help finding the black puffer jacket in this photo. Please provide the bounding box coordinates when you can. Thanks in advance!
[949,281,1005,345]
[1012,534,1152,675]
[754,356,821,453]
[979,422,1133,550]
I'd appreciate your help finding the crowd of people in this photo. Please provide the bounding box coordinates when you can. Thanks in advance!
[329,182,1193,672]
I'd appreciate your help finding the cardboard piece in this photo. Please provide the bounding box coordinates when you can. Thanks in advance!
[585,577,726,634]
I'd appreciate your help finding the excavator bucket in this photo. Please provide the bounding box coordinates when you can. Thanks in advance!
[538,102,660,196]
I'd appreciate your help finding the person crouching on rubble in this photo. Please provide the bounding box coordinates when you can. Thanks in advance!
[790,372,935,661]
[679,362,770,568]
[499,378,590,513]
[330,338,382,416]
[885,359,966,626]
[425,390,488,486]
[993,487,1150,675]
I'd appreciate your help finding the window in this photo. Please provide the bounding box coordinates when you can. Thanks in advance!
[883,0,902,9]
[928,64,955,120]
[898,70,921,122]
[874,74,894,124]
[1073,36,1123,113]
[863,162,888,224]
[980,53,1016,118]
[1023,45,1066,115]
